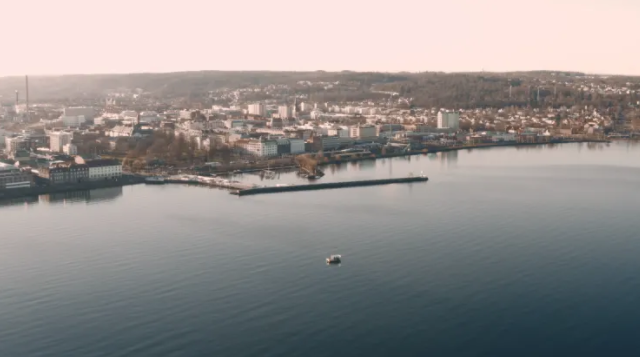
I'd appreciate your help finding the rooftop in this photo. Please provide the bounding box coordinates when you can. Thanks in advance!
[85,159,121,167]
[0,162,18,172]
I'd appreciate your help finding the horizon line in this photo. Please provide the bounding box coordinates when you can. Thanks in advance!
[1,69,639,79]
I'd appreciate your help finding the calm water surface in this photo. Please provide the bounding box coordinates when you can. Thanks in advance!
[1,142,640,357]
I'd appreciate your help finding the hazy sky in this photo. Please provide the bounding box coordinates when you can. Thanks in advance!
[2,0,639,76]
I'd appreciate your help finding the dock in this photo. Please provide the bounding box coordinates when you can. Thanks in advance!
[162,175,256,190]
[233,176,428,196]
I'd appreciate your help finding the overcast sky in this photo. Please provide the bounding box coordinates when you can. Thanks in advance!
[2,0,639,76]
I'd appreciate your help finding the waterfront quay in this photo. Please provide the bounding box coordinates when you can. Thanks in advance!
[162,175,255,190]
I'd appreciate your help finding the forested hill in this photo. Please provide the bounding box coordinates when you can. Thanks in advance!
[1,70,638,110]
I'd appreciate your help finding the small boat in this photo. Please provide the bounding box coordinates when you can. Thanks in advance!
[326,255,342,264]
[145,176,166,184]
[261,169,276,179]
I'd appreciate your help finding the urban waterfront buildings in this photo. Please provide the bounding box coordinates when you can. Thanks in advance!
[311,136,355,151]
[248,103,266,117]
[278,105,292,119]
[349,124,378,139]
[5,136,29,154]
[49,132,72,152]
[235,139,278,157]
[289,138,305,154]
[82,159,123,181]
[63,144,78,155]
[39,162,89,184]
[34,157,123,185]
[437,111,460,130]
[0,162,33,189]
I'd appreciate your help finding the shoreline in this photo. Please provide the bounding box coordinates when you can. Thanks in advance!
[205,139,610,176]
[0,139,609,202]
[311,139,611,168]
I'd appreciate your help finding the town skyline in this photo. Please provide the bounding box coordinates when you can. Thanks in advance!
[2,0,639,76]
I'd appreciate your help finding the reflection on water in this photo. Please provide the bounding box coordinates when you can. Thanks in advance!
[0,196,39,208]
[0,186,124,208]
[41,186,124,205]
[357,159,376,170]
[439,151,458,168]
[426,151,458,168]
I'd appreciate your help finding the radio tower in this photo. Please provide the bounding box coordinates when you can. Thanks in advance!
[25,75,30,121]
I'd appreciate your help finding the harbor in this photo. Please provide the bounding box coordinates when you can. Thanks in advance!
[147,173,428,196]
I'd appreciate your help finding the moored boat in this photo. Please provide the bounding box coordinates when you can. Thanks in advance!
[145,176,166,184]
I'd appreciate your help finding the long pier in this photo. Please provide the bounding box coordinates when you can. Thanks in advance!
[233,176,428,196]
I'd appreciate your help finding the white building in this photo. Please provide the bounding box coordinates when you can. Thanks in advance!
[63,143,78,155]
[75,157,123,181]
[349,124,377,138]
[278,105,292,119]
[343,106,356,114]
[49,132,72,152]
[289,138,306,154]
[437,111,460,130]
[247,103,266,117]
[236,139,278,157]
[62,115,86,127]
[300,102,314,112]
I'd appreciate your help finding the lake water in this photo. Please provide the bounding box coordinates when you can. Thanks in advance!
[1,141,640,357]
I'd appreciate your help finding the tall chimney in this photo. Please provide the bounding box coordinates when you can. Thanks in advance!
[25,75,29,120]
[15,90,19,107]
